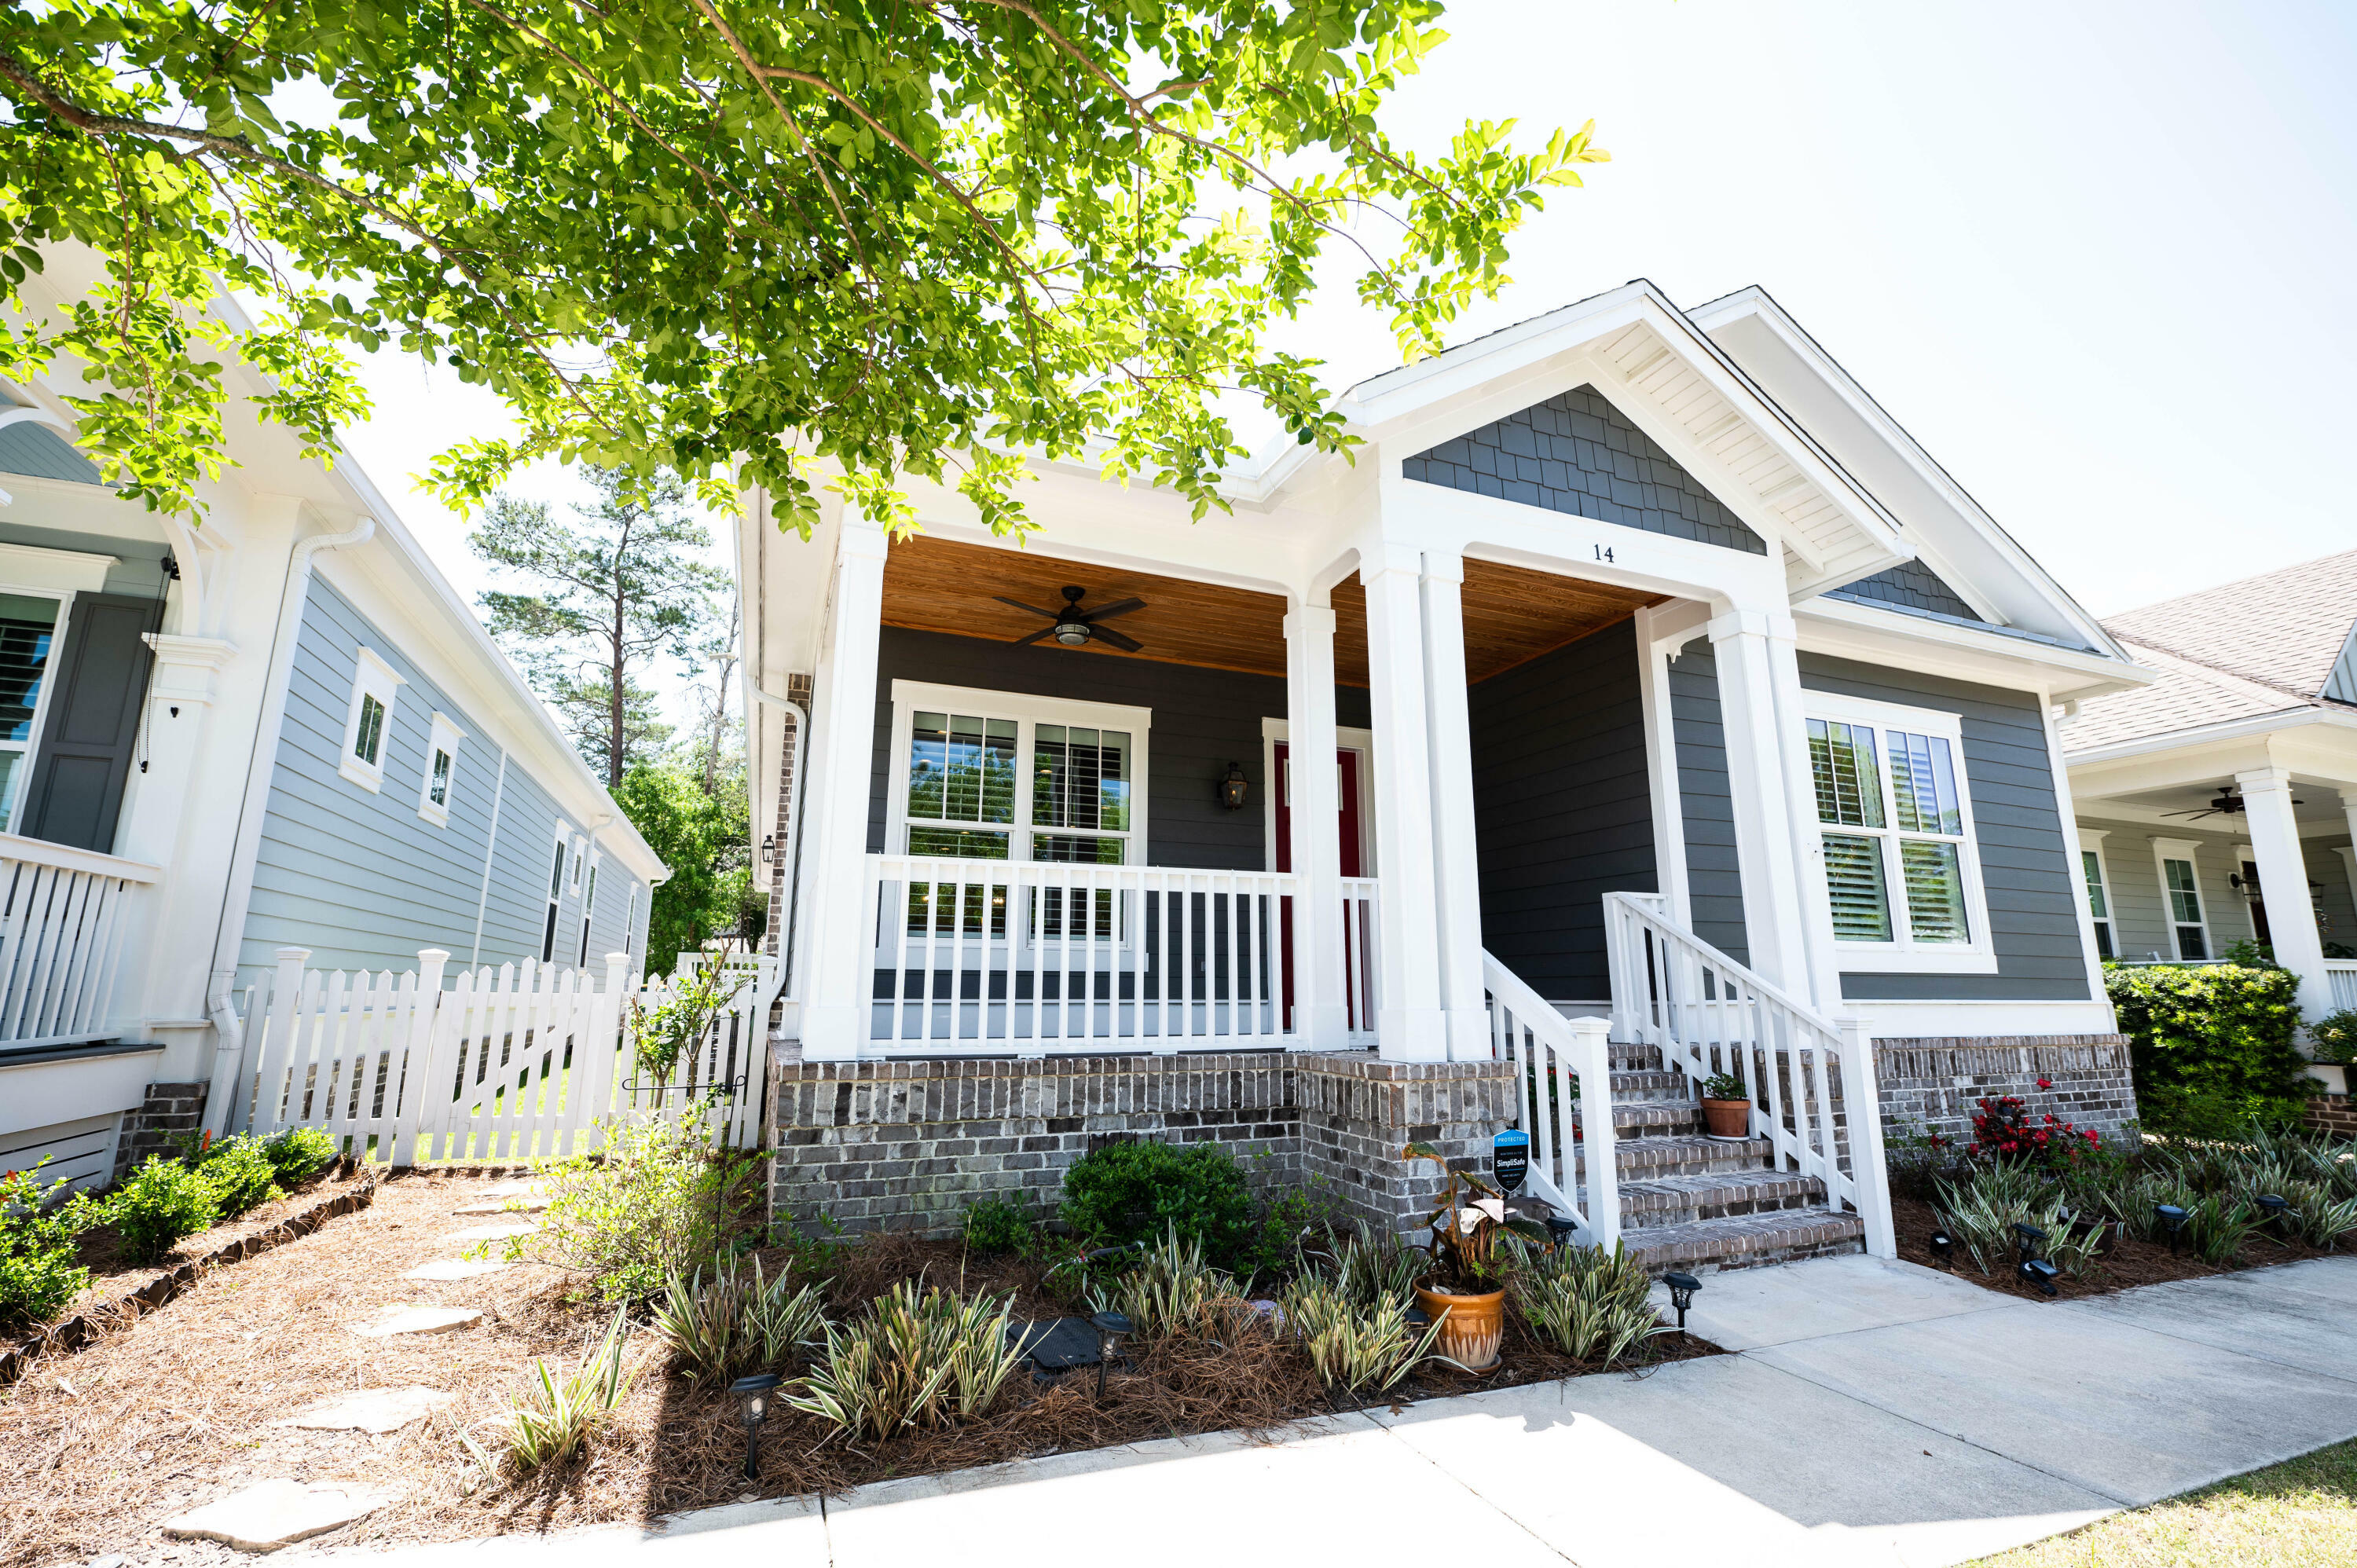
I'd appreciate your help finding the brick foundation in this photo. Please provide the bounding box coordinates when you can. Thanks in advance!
[1873,1035,2139,1147]
[2303,1094,2356,1139]
[110,1081,211,1185]
[768,1047,1516,1241]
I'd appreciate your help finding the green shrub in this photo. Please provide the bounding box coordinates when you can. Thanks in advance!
[506,1307,634,1472]
[959,1196,1043,1256]
[108,1156,219,1266]
[502,1108,757,1304]
[1059,1139,1255,1264]
[1089,1225,1237,1339]
[258,1127,339,1186]
[1281,1276,1440,1394]
[1,1161,101,1329]
[650,1253,827,1383]
[2308,1009,2357,1066]
[2106,963,2309,1134]
[783,1281,1024,1442]
[1511,1239,1662,1364]
[190,1137,281,1219]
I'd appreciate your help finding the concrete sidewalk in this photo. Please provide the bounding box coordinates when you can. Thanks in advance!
[324,1253,2357,1568]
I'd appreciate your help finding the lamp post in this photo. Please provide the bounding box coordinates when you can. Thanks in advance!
[2156,1203,2190,1256]
[1091,1311,1132,1398]
[1661,1271,1701,1335]
[729,1373,782,1482]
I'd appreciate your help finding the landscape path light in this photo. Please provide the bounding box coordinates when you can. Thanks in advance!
[2156,1203,2190,1255]
[1662,1271,1701,1335]
[729,1373,782,1482]
[1091,1310,1133,1398]
[2013,1222,2058,1296]
[2257,1194,2289,1237]
[1928,1228,1955,1268]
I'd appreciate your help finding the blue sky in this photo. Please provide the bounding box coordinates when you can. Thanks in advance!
[337,0,2356,725]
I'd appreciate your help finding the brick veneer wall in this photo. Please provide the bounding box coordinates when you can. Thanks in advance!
[1873,1035,2139,1145]
[2303,1094,2356,1139]
[769,1049,1516,1240]
[110,1081,211,1184]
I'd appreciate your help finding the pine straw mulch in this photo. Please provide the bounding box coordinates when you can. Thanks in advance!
[1892,1194,2348,1302]
[0,1173,1717,1568]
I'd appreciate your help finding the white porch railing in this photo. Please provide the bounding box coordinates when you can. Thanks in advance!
[229,947,776,1160]
[1603,890,1896,1258]
[0,833,159,1050]
[858,853,1379,1052]
[1485,953,1619,1248]
[2326,958,2357,1013]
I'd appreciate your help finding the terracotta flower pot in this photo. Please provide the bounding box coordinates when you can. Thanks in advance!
[1701,1097,1752,1138]
[1414,1281,1507,1371]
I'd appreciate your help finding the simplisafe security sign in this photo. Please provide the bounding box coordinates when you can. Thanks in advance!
[1492,1129,1530,1194]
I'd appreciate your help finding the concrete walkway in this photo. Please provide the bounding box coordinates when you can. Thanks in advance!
[323,1253,2357,1568]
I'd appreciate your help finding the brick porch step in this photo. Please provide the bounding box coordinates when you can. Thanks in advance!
[1620,1207,1865,1275]
[1609,1042,1662,1072]
[1616,1168,1825,1229]
[1581,1101,1703,1140]
[1578,1133,1775,1180]
[1608,1069,1688,1102]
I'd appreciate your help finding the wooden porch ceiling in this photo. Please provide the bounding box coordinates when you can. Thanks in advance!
[879,533,1662,686]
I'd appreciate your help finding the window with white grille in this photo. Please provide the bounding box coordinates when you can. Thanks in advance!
[1804,694,1994,973]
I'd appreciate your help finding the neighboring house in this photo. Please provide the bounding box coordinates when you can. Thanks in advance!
[1,247,663,1191]
[2062,548,2357,1026]
[738,281,2152,1266]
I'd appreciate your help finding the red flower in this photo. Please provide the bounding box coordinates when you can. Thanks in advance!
[2036,1078,2052,1090]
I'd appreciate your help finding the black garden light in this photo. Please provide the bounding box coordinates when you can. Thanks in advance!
[2014,1222,2058,1296]
[1928,1229,1956,1267]
[729,1373,782,1481]
[2258,1193,2290,1233]
[1662,1271,1701,1334]
[1091,1310,1133,1398]
[1545,1213,1578,1251]
[2157,1203,2190,1255]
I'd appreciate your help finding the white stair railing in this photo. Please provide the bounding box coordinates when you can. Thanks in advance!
[1484,953,1619,1249]
[0,833,159,1049]
[1603,891,1895,1258]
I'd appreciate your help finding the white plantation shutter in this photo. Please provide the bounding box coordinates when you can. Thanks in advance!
[1823,833,1892,940]
[1805,702,1985,961]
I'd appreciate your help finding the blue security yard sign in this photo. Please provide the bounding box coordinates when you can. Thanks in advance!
[1493,1128,1530,1194]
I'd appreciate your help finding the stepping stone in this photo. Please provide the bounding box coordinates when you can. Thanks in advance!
[402,1258,511,1282]
[351,1306,482,1338]
[162,1479,396,1551]
[273,1386,453,1434]
[479,1180,554,1198]
[452,1193,552,1215]
[446,1221,537,1241]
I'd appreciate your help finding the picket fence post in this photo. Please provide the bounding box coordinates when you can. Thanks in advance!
[389,949,449,1165]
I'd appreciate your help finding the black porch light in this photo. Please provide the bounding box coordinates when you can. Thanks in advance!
[1091,1310,1133,1398]
[728,1372,782,1481]
[1662,1271,1701,1334]
[1219,761,1249,811]
[2156,1203,2190,1255]
[1928,1229,1955,1267]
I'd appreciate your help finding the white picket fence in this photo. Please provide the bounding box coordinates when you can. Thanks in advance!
[222,946,779,1161]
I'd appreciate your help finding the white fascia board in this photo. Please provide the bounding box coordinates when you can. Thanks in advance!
[1796,595,2150,702]
[2065,705,2357,771]
[1689,288,2125,661]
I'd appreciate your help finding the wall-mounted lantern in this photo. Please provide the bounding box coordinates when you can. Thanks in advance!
[1218,762,1249,812]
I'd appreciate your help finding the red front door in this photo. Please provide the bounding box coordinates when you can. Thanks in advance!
[1274,743,1365,1026]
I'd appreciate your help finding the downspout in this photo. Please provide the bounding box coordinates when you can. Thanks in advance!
[201,517,378,1135]
[742,673,808,998]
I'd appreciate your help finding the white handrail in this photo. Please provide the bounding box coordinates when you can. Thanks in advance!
[1602,890,1895,1258]
[1483,954,1619,1249]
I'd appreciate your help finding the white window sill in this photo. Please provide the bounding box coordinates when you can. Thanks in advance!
[418,801,450,828]
[339,757,385,793]
[1834,943,2000,976]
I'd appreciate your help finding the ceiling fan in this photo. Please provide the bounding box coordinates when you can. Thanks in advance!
[995,585,1147,652]
[2161,783,2304,822]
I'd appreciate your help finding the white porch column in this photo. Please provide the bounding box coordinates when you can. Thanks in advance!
[1761,620,1843,1012]
[794,511,890,1061]
[124,635,238,1036]
[1361,544,1446,1060]
[2237,768,2330,1023]
[1420,551,1489,1060]
[1707,609,1820,1001]
[1283,596,1348,1050]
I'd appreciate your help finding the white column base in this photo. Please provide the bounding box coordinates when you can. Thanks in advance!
[1380,1005,1450,1062]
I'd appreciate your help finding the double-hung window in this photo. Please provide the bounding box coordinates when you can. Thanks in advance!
[1805,695,1993,973]
[339,647,405,792]
[417,712,464,826]
[541,822,570,963]
[890,682,1148,942]
[2079,833,2114,958]
[0,592,64,830]
[2152,839,2209,960]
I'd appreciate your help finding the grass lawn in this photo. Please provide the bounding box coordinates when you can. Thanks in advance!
[1979,1437,2357,1565]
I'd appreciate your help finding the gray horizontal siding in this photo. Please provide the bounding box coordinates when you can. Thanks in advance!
[865,627,1369,870]
[239,576,645,987]
[0,1113,115,1194]
[1403,384,1766,554]
[1798,654,2089,1002]
[2080,817,2355,971]
[1470,619,1655,1000]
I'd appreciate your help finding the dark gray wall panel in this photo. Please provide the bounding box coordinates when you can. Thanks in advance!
[1827,559,1985,621]
[866,628,1369,870]
[1468,620,1655,1000]
[1666,641,1750,962]
[1404,385,1766,555]
[1798,653,2088,1002]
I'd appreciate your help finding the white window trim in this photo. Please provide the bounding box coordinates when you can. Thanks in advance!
[541,820,572,964]
[577,852,600,968]
[338,646,405,792]
[1257,716,1376,877]
[2151,837,2214,962]
[885,680,1152,864]
[1805,690,1997,976]
[2077,827,2113,959]
[0,584,72,835]
[416,711,466,827]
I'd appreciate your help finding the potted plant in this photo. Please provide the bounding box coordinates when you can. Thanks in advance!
[1402,1142,1552,1371]
[1699,1071,1751,1139]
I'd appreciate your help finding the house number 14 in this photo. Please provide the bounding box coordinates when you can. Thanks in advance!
[1593,544,1615,562]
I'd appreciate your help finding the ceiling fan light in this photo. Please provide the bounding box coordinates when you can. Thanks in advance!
[1054,621,1092,646]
